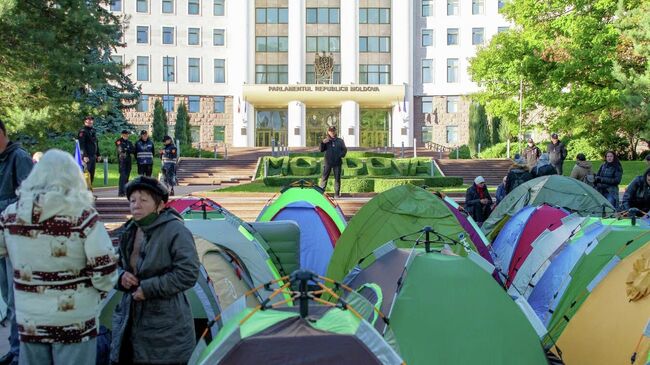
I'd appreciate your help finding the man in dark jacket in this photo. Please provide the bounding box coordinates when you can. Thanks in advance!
[621,168,650,214]
[465,176,493,224]
[135,130,154,177]
[0,119,33,365]
[530,153,557,178]
[319,126,347,198]
[523,138,541,169]
[160,136,177,196]
[547,133,567,175]
[505,158,534,193]
[78,115,101,183]
[115,130,135,197]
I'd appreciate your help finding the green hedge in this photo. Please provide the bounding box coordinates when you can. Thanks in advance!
[290,151,394,158]
[263,176,320,186]
[374,179,425,192]
[421,176,463,187]
[343,157,366,176]
[449,145,472,159]
[289,157,320,176]
[367,157,394,176]
[341,179,375,193]
[262,175,463,191]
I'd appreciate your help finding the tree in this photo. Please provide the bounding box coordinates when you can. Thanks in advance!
[469,103,491,154]
[152,100,168,142]
[491,117,502,145]
[174,102,190,147]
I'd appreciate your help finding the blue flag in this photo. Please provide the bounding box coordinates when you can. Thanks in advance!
[74,140,84,171]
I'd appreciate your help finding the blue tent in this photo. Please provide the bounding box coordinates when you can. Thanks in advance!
[490,206,536,275]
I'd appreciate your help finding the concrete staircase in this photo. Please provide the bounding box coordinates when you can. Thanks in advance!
[176,158,257,186]
[96,198,132,223]
[436,159,513,185]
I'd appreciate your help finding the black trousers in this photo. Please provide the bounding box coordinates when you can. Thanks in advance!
[118,160,132,196]
[87,158,97,183]
[137,163,153,177]
[552,162,564,175]
[320,163,342,195]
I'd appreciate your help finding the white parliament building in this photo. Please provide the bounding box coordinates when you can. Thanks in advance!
[112,0,510,148]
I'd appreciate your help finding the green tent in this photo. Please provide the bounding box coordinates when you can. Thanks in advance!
[326,185,487,283]
[343,242,548,365]
[482,175,615,240]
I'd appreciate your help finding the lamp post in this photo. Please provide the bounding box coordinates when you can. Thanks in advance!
[518,77,523,155]
[165,56,175,127]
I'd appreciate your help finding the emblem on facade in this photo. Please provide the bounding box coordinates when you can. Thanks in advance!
[314,52,335,84]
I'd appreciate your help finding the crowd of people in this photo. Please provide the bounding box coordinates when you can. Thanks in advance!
[465,133,650,225]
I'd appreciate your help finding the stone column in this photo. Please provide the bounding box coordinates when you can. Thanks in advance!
[288,0,305,84]
[341,101,359,147]
[287,101,306,147]
[391,0,414,147]
[231,0,252,147]
[340,1,359,147]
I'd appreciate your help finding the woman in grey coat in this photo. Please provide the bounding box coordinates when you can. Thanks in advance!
[110,176,199,365]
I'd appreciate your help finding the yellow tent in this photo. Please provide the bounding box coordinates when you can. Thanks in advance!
[556,242,650,365]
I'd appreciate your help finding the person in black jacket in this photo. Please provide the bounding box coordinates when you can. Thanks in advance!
[115,130,135,197]
[621,168,650,214]
[135,130,155,177]
[160,136,178,196]
[595,150,623,207]
[531,153,557,178]
[465,176,493,224]
[78,115,101,183]
[547,133,567,175]
[505,158,533,193]
[319,126,347,198]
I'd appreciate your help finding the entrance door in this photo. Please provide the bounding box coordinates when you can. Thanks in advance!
[360,110,390,147]
[306,109,341,147]
[255,110,288,147]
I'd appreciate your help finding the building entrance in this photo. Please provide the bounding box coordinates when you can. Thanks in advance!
[360,109,390,147]
[255,110,288,147]
[306,108,340,147]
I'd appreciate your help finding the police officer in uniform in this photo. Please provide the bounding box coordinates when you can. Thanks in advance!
[78,116,101,183]
[160,135,177,196]
[135,130,154,177]
[115,129,135,197]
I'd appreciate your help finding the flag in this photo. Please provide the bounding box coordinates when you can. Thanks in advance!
[244,98,247,113]
[237,97,241,114]
[403,97,407,113]
[398,99,401,112]
[74,140,84,171]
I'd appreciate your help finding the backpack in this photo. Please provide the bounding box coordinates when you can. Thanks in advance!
[582,173,595,187]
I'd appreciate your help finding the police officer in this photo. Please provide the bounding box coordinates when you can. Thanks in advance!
[78,116,101,183]
[135,130,155,177]
[160,135,177,196]
[115,129,135,197]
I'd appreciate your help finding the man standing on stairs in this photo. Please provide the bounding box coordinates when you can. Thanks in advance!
[135,130,154,177]
[160,135,177,196]
[319,126,347,198]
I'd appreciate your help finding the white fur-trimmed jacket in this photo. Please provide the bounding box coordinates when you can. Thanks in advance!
[0,198,118,344]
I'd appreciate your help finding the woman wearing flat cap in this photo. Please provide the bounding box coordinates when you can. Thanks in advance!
[110,176,199,365]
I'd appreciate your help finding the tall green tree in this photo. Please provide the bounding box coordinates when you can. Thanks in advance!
[491,117,502,145]
[468,102,491,154]
[175,102,190,147]
[152,100,168,142]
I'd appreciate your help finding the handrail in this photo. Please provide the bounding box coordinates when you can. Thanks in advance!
[425,141,454,153]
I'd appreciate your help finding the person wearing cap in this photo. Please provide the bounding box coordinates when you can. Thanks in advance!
[319,126,347,198]
[115,130,135,197]
[0,149,117,365]
[547,133,567,175]
[570,153,595,186]
[78,116,101,184]
[465,176,493,225]
[110,176,199,365]
[531,153,558,178]
[159,136,177,196]
[135,130,154,177]
[523,138,541,169]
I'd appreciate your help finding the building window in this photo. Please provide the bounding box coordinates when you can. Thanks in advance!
[422,96,433,113]
[110,0,122,12]
[111,55,123,64]
[255,64,288,84]
[255,8,289,24]
[447,0,459,15]
[359,36,390,53]
[163,95,174,112]
[213,29,225,46]
[214,126,225,143]
[188,58,201,83]
[422,126,433,143]
[136,56,149,81]
[162,27,174,44]
[447,96,459,113]
[188,0,200,14]
[472,28,484,45]
[136,95,149,112]
[422,0,433,16]
[447,28,459,45]
[498,0,506,11]
[422,29,433,47]
[306,64,340,84]
[256,36,289,52]
[188,28,201,45]
[213,0,224,15]
[214,59,225,83]
[359,64,390,84]
[190,126,201,143]
[306,36,340,52]
[163,57,175,81]
[359,8,390,23]
[447,58,459,83]
[136,26,149,44]
[306,8,340,24]
[446,125,459,143]
[422,59,433,83]
[136,0,148,12]
[188,96,200,113]
[498,26,509,33]
[213,96,225,113]
[472,0,484,14]
[162,0,174,13]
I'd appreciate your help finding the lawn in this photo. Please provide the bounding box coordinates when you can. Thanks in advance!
[91,159,163,188]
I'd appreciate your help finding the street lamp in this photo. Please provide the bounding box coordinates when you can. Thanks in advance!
[165,56,175,126]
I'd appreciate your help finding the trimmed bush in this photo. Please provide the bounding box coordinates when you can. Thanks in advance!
[290,151,394,159]
[289,157,320,176]
[343,157,366,176]
[263,176,320,186]
[394,159,411,175]
[449,145,472,159]
[421,176,463,187]
[367,157,394,176]
[340,178,375,193]
[374,179,424,192]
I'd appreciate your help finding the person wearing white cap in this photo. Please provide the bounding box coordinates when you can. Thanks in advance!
[465,176,493,225]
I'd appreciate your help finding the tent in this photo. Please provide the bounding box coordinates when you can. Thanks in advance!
[554,241,650,364]
[257,184,346,277]
[442,195,490,248]
[327,185,494,282]
[343,241,548,365]
[190,271,404,365]
[481,175,615,240]
[541,225,650,349]
[166,197,225,220]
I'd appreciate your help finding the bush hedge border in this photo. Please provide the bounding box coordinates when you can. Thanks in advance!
[262,176,463,191]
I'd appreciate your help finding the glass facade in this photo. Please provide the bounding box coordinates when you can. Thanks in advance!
[360,110,390,147]
[306,109,340,147]
[255,110,288,147]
